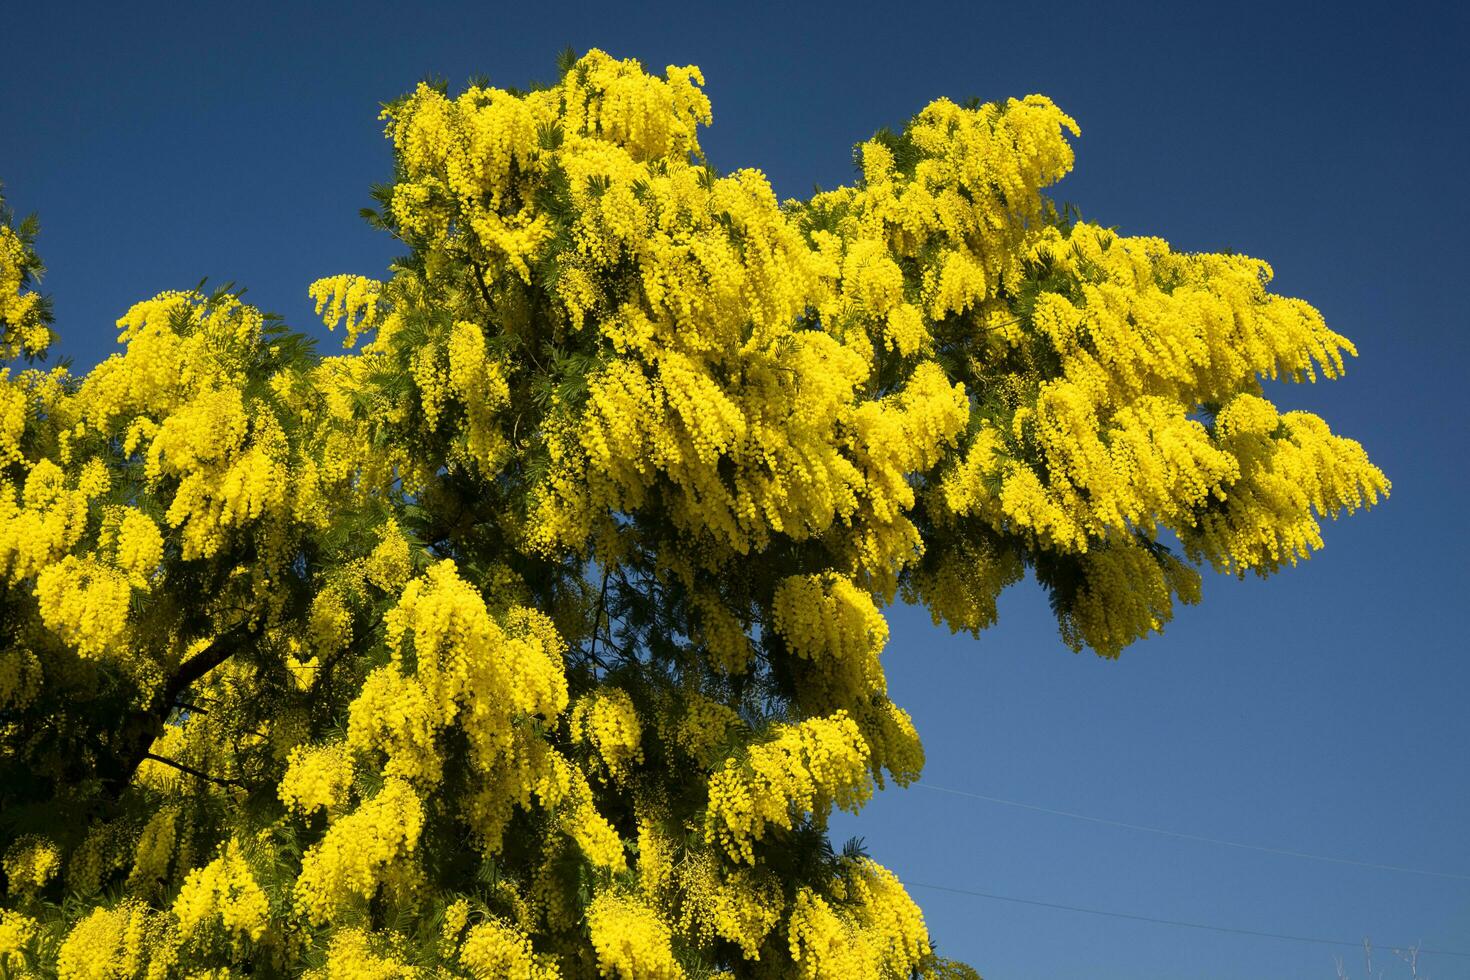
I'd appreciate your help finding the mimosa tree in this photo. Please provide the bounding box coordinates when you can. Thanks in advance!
[0,49,1386,978]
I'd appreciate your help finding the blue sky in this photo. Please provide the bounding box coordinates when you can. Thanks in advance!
[3,1,1466,976]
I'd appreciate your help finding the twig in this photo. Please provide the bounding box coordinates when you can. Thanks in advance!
[142,752,251,790]
[468,257,495,311]
[587,566,611,672]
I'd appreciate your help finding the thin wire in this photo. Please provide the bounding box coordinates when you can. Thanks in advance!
[905,881,1470,958]
[914,782,1470,881]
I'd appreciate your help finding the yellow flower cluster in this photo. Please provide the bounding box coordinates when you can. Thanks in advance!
[0,371,28,467]
[0,909,38,971]
[633,815,676,902]
[304,928,421,980]
[849,697,927,789]
[111,508,164,586]
[147,389,289,560]
[66,821,132,899]
[809,98,1077,332]
[671,692,740,767]
[586,891,686,980]
[788,858,930,980]
[66,291,305,575]
[0,225,53,359]
[308,584,353,659]
[352,561,568,790]
[705,712,872,863]
[445,319,512,473]
[0,459,93,583]
[364,519,413,592]
[459,917,562,980]
[772,573,889,710]
[125,806,180,896]
[773,573,888,663]
[347,667,442,785]
[557,764,627,871]
[308,274,383,348]
[278,742,354,816]
[678,852,783,959]
[34,556,133,659]
[172,840,269,944]
[692,592,754,673]
[3,836,60,896]
[1185,408,1386,575]
[57,901,175,980]
[379,50,1001,578]
[569,687,643,781]
[389,561,568,727]
[293,777,424,924]
[908,218,1390,653]
[0,648,40,710]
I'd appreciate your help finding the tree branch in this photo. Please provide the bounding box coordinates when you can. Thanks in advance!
[142,752,250,789]
[468,257,495,311]
[100,622,259,800]
[163,627,247,710]
[587,566,611,673]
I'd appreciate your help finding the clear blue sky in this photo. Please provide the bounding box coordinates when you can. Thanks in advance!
[3,2,1466,976]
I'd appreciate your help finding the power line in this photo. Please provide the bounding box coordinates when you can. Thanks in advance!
[905,881,1470,958]
[914,782,1470,881]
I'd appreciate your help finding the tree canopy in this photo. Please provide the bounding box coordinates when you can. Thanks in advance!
[0,49,1386,978]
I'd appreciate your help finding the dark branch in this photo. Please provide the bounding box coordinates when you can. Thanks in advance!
[142,752,250,789]
[468,257,495,311]
[163,628,247,710]
[100,622,259,800]
[586,565,612,676]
